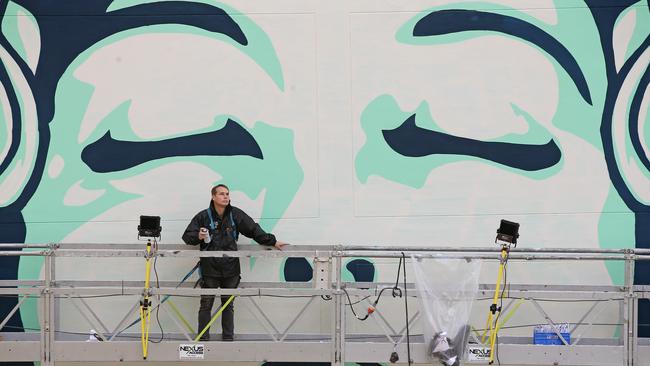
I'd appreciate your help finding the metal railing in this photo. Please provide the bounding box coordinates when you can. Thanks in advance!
[0,243,649,365]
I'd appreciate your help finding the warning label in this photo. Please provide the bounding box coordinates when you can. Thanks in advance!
[467,345,490,363]
[179,344,205,360]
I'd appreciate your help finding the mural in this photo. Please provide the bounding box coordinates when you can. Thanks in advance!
[0,0,648,365]
[0,0,312,360]
[352,0,648,335]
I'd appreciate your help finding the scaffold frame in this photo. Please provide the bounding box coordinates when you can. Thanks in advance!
[0,243,649,365]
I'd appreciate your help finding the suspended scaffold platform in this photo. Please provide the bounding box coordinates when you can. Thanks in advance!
[1,243,649,365]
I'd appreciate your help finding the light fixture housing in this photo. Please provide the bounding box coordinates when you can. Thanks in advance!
[138,215,162,238]
[496,219,519,246]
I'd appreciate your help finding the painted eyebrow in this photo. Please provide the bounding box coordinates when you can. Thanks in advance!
[81,119,263,173]
[413,9,592,105]
[382,114,561,171]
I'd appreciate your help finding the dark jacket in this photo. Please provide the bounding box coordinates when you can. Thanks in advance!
[182,202,276,277]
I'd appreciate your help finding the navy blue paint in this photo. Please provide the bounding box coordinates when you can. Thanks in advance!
[383,114,562,171]
[628,64,650,172]
[0,62,21,176]
[283,258,313,282]
[413,9,593,105]
[346,259,375,283]
[81,119,263,173]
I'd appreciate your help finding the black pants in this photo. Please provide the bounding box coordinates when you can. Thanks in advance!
[198,275,240,339]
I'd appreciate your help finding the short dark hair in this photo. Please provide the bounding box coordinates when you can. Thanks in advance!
[211,184,229,195]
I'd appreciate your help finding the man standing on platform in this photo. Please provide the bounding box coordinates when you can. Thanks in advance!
[183,184,288,341]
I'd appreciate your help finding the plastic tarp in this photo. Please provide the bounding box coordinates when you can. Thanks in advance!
[412,256,482,366]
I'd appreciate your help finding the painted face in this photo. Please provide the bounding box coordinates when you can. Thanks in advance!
[10,2,314,332]
[351,2,636,285]
[17,5,308,242]
[212,186,231,209]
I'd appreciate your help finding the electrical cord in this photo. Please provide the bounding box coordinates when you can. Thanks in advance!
[341,256,407,322]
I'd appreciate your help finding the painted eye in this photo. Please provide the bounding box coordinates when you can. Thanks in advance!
[382,114,561,171]
[412,9,591,105]
[81,119,263,173]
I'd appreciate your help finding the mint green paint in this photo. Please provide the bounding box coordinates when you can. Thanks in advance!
[355,95,563,188]
[395,1,607,148]
[18,18,301,328]
[106,0,284,90]
[623,2,650,62]
[645,95,650,156]
[598,187,635,285]
[612,76,650,203]
[1,2,29,68]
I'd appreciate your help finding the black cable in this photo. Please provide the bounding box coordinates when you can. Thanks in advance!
[347,295,371,306]
[476,297,619,303]
[341,287,368,320]
[321,294,372,306]
[341,255,408,322]
[402,252,411,366]
[393,255,403,298]
[54,294,134,299]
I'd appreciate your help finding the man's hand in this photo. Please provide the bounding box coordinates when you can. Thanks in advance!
[198,227,208,241]
[274,241,289,250]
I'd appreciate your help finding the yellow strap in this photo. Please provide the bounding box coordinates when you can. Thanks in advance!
[168,299,196,334]
[496,298,526,333]
[194,295,235,342]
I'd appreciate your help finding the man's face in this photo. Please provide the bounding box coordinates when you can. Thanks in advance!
[212,187,231,208]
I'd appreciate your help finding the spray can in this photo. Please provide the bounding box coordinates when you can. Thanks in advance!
[200,227,211,243]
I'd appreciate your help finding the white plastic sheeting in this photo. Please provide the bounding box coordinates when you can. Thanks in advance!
[412,256,482,365]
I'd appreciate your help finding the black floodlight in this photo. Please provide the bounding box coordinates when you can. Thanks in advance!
[496,219,519,246]
[138,215,161,238]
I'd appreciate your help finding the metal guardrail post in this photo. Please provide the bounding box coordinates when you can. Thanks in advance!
[42,251,54,365]
[50,249,57,365]
[332,251,343,366]
[624,250,635,366]
[633,292,639,366]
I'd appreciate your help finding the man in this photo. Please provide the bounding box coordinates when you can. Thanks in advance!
[182,184,287,341]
